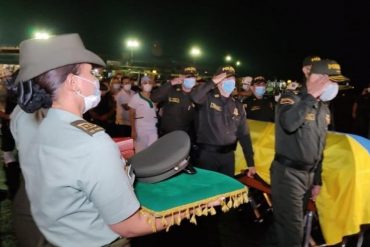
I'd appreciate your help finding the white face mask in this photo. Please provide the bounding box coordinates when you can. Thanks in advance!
[320,82,339,102]
[123,84,132,91]
[74,75,101,113]
[143,84,153,92]
[112,84,121,90]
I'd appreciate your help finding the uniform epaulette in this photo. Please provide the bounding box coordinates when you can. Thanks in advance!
[70,120,104,136]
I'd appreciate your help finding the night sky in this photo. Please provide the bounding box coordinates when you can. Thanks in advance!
[1,0,370,87]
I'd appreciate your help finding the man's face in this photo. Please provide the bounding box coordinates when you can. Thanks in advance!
[122,78,131,86]
[252,81,266,97]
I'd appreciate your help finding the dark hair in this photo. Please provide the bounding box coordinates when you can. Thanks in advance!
[34,64,80,100]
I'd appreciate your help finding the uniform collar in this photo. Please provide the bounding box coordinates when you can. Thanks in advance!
[47,108,83,123]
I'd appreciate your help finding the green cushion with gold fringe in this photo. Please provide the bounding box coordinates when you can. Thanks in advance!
[134,168,248,231]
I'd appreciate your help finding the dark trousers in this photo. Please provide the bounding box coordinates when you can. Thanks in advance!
[193,149,235,247]
[195,149,235,177]
[262,161,314,247]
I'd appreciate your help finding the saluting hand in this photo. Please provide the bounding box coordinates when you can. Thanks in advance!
[171,76,184,86]
[307,74,331,98]
[212,72,227,85]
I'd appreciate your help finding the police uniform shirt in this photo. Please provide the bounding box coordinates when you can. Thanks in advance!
[151,82,195,134]
[243,95,275,122]
[275,91,330,184]
[10,105,41,153]
[191,81,255,167]
[11,108,140,247]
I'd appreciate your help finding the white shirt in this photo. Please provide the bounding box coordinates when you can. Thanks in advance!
[128,93,157,130]
[115,89,135,125]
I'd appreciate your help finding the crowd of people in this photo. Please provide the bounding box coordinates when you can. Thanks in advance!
[0,33,368,247]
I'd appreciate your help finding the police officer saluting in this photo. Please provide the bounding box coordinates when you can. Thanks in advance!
[151,67,197,138]
[264,59,349,247]
[190,65,255,177]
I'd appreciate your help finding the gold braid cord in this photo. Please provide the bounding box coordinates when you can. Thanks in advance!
[139,187,248,232]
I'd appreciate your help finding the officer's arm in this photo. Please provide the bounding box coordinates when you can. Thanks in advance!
[278,93,317,133]
[150,82,172,103]
[110,209,189,237]
[237,111,255,167]
[190,81,215,105]
[110,196,223,238]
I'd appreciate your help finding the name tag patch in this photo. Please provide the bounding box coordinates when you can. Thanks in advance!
[210,102,222,111]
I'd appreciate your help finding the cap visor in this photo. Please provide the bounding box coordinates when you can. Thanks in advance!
[329,75,350,82]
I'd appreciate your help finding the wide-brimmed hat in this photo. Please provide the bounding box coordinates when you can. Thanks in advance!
[15,33,105,84]
[310,59,349,82]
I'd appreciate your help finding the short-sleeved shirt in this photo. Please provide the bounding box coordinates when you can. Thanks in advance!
[115,89,135,125]
[10,107,140,247]
[128,92,157,130]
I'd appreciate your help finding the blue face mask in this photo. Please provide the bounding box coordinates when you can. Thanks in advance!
[319,82,338,102]
[254,86,266,97]
[183,78,196,89]
[222,79,236,95]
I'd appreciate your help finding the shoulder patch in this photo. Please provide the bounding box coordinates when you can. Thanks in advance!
[71,120,104,136]
[280,98,295,105]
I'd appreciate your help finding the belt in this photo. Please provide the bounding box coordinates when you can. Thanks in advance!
[274,153,316,172]
[197,143,236,153]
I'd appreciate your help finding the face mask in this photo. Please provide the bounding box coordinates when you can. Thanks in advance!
[221,79,236,95]
[242,84,250,91]
[319,82,338,102]
[143,84,153,92]
[254,86,266,97]
[183,78,196,89]
[112,84,121,90]
[123,84,132,91]
[74,75,101,113]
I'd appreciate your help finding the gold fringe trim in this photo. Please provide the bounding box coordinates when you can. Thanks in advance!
[139,186,248,232]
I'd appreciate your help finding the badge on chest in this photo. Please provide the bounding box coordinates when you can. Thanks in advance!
[210,102,222,111]
[169,97,180,103]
